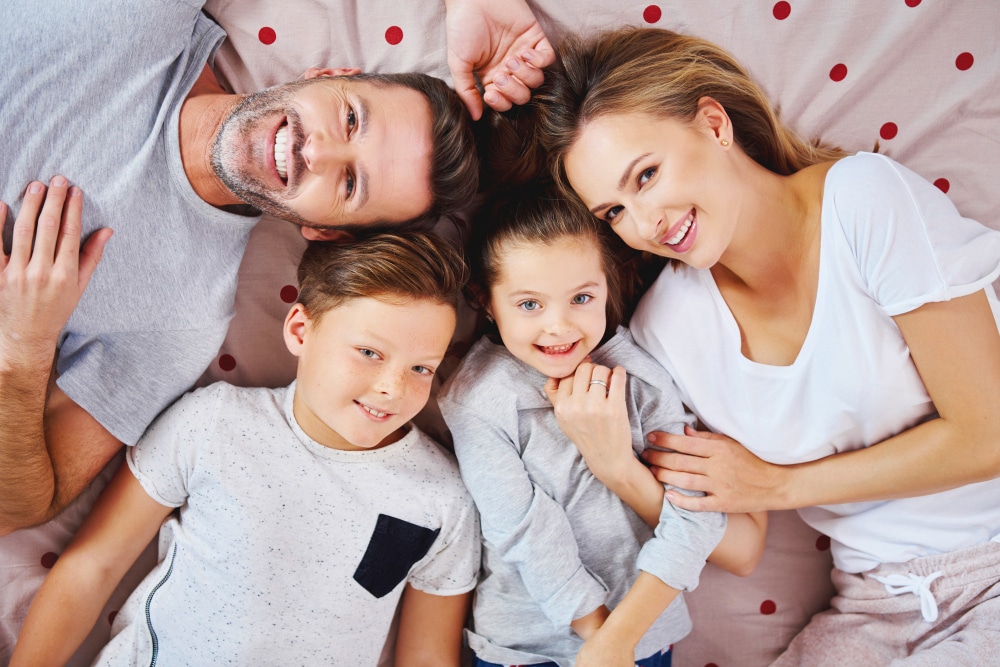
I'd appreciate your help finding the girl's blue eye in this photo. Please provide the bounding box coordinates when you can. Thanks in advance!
[604,205,623,223]
[571,294,592,305]
[639,167,656,186]
[518,300,540,312]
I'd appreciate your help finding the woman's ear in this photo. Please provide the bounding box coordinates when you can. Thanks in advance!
[696,96,733,146]
[283,303,311,357]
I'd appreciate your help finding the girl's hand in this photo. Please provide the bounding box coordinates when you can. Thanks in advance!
[544,362,634,485]
[643,426,792,513]
[576,629,637,667]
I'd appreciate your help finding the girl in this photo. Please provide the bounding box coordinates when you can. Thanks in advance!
[12,233,480,666]
[531,27,1000,664]
[439,187,766,667]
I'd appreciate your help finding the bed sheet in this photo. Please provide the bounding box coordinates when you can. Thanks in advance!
[1,2,996,666]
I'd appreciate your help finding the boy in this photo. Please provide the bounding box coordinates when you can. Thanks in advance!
[12,233,479,666]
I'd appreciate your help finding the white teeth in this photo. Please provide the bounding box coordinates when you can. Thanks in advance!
[541,343,573,354]
[274,125,288,180]
[666,212,694,245]
[361,404,387,418]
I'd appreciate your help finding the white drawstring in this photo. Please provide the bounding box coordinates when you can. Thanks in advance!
[871,570,944,622]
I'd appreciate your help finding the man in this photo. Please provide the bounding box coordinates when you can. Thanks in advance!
[0,0,489,535]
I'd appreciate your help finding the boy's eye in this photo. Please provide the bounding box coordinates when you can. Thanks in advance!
[638,167,656,186]
[412,365,434,376]
[571,294,592,305]
[604,205,623,223]
[359,348,380,360]
[518,300,540,312]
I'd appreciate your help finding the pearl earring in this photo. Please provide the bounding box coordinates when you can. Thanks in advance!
[721,139,730,146]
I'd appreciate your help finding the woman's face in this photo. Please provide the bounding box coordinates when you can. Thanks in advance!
[564,110,735,269]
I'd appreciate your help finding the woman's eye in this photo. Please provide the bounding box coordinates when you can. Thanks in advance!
[638,167,656,186]
[571,294,592,305]
[518,300,540,312]
[347,106,357,134]
[346,172,355,198]
[604,205,623,223]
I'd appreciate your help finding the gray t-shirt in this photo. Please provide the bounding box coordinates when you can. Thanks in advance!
[439,329,726,666]
[102,382,480,665]
[0,0,260,445]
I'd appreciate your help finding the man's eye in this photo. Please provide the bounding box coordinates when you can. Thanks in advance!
[518,300,540,312]
[571,294,592,305]
[346,172,355,197]
[347,106,357,134]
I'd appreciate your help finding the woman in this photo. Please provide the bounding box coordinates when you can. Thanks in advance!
[527,27,1000,664]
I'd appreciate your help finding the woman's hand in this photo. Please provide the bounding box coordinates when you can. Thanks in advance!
[643,425,793,513]
[576,630,635,667]
[544,362,635,485]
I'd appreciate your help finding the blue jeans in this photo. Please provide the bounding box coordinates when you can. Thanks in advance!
[473,645,672,667]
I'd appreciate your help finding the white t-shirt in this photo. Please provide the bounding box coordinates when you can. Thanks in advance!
[98,382,480,665]
[632,152,1000,573]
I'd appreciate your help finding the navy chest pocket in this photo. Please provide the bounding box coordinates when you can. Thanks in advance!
[353,513,441,598]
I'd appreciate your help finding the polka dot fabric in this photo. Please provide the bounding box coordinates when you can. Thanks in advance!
[4,3,995,667]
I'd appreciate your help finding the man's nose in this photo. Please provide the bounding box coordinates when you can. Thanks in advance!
[301,132,346,172]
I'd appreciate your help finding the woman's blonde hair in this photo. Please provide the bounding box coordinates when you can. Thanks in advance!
[531,27,844,189]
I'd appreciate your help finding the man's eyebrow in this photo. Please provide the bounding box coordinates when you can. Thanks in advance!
[354,95,371,209]
[588,153,651,215]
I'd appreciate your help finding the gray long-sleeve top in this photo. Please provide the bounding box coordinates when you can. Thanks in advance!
[439,329,726,666]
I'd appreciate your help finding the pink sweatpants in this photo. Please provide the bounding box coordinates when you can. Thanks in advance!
[772,541,1000,666]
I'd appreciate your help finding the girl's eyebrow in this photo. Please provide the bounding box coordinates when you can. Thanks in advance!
[588,153,651,215]
[507,281,601,298]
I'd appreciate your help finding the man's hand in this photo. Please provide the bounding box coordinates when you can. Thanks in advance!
[1,177,111,368]
[445,0,555,119]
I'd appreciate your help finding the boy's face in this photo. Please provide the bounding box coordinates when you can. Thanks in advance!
[284,296,456,450]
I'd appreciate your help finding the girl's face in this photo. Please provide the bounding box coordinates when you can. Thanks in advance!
[563,108,736,270]
[284,296,455,450]
[487,234,608,379]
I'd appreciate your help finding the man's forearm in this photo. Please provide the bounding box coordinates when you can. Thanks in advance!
[0,356,57,534]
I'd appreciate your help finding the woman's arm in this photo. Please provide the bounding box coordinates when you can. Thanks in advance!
[644,290,1000,513]
[394,585,471,667]
[10,464,173,666]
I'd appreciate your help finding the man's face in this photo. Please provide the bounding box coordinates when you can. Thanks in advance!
[212,72,434,230]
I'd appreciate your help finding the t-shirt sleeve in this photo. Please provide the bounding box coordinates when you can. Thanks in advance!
[631,374,726,592]
[407,469,482,596]
[830,153,1000,316]
[57,326,228,446]
[440,395,609,628]
[126,384,224,508]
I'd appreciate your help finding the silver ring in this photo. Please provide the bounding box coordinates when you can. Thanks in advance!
[589,379,608,389]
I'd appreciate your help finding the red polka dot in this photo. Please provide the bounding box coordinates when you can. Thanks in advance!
[108,610,118,625]
[40,552,59,568]
[258,27,276,45]
[643,5,662,23]
[955,52,974,71]
[280,285,299,303]
[219,354,237,372]
[385,26,403,45]
[905,0,921,6]
[773,2,792,20]
[879,122,898,140]
[829,63,848,82]
[815,535,831,551]
[934,178,950,193]
[760,599,778,615]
